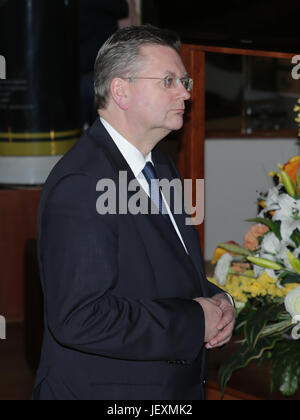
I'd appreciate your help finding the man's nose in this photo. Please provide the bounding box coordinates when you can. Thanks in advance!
[178,81,191,100]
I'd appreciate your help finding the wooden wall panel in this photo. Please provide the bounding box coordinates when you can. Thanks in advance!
[206,381,260,400]
[179,46,206,251]
[0,189,42,322]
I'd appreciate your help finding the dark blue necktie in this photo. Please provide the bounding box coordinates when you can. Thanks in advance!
[142,162,172,225]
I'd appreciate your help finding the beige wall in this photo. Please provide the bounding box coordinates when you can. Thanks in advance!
[204,137,300,260]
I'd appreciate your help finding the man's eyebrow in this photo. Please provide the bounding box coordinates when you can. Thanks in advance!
[164,70,189,78]
[163,70,176,77]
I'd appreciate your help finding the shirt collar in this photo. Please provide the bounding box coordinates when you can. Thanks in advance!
[100,117,152,177]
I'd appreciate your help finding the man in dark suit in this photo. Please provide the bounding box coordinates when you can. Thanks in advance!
[33,25,235,400]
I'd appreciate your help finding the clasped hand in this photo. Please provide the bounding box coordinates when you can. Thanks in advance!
[194,294,236,350]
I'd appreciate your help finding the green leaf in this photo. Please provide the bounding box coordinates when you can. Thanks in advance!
[246,218,282,240]
[270,340,300,396]
[280,169,296,198]
[234,303,257,335]
[286,250,300,275]
[217,242,252,256]
[280,364,299,396]
[279,271,300,286]
[218,336,281,397]
[290,229,300,247]
[244,304,283,348]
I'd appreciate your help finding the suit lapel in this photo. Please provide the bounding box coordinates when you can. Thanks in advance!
[153,148,209,296]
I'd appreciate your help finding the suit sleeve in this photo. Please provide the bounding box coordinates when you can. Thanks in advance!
[40,173,205,362]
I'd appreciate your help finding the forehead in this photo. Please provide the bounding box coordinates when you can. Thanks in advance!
[139,44,186,75]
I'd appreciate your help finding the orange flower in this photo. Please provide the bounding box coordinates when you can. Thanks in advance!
[283,156,300,185]
[232,262,252,273]
[244,224,269,251]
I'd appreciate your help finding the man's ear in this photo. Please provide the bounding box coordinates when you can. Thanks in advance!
[110,78,130,110]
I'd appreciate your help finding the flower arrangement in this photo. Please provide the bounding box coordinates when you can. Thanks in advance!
[209,155,300,397]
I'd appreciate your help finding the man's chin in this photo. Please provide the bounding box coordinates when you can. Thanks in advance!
[167,114,184,131]
[157,116,184,137]
[170,119,184,131]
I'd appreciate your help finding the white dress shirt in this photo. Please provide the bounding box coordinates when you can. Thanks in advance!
[100,117,188,254]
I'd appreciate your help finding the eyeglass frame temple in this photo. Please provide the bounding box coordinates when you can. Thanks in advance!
[123,76,193,91]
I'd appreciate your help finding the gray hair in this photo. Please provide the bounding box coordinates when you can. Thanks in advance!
[94,25,181,110]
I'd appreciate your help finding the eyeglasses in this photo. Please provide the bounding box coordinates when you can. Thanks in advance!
[124,75,193,92]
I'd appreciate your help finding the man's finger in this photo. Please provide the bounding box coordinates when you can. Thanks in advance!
[217,307,235,331]
[206,322,234,349]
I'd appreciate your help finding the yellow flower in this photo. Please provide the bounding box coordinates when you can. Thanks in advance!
[211,241,240,265]
[208,271,300,305]
[283,283,300,295]
[211,247,228,265]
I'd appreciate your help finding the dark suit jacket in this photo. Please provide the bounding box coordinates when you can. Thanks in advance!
[33,119,222,400]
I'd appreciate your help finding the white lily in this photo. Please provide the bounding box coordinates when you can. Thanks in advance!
[260,232,281,255]
[293,247,300,258]
[253,265,277,281]
[260,232,295,271]
[265,185,281,208]
[285,286,300,318]
[258,186,281,218]
[291,316,300,340]
[215,253,233,286]
[272,194,300,242]
[277,248,294,271]
[252,251,278,280]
